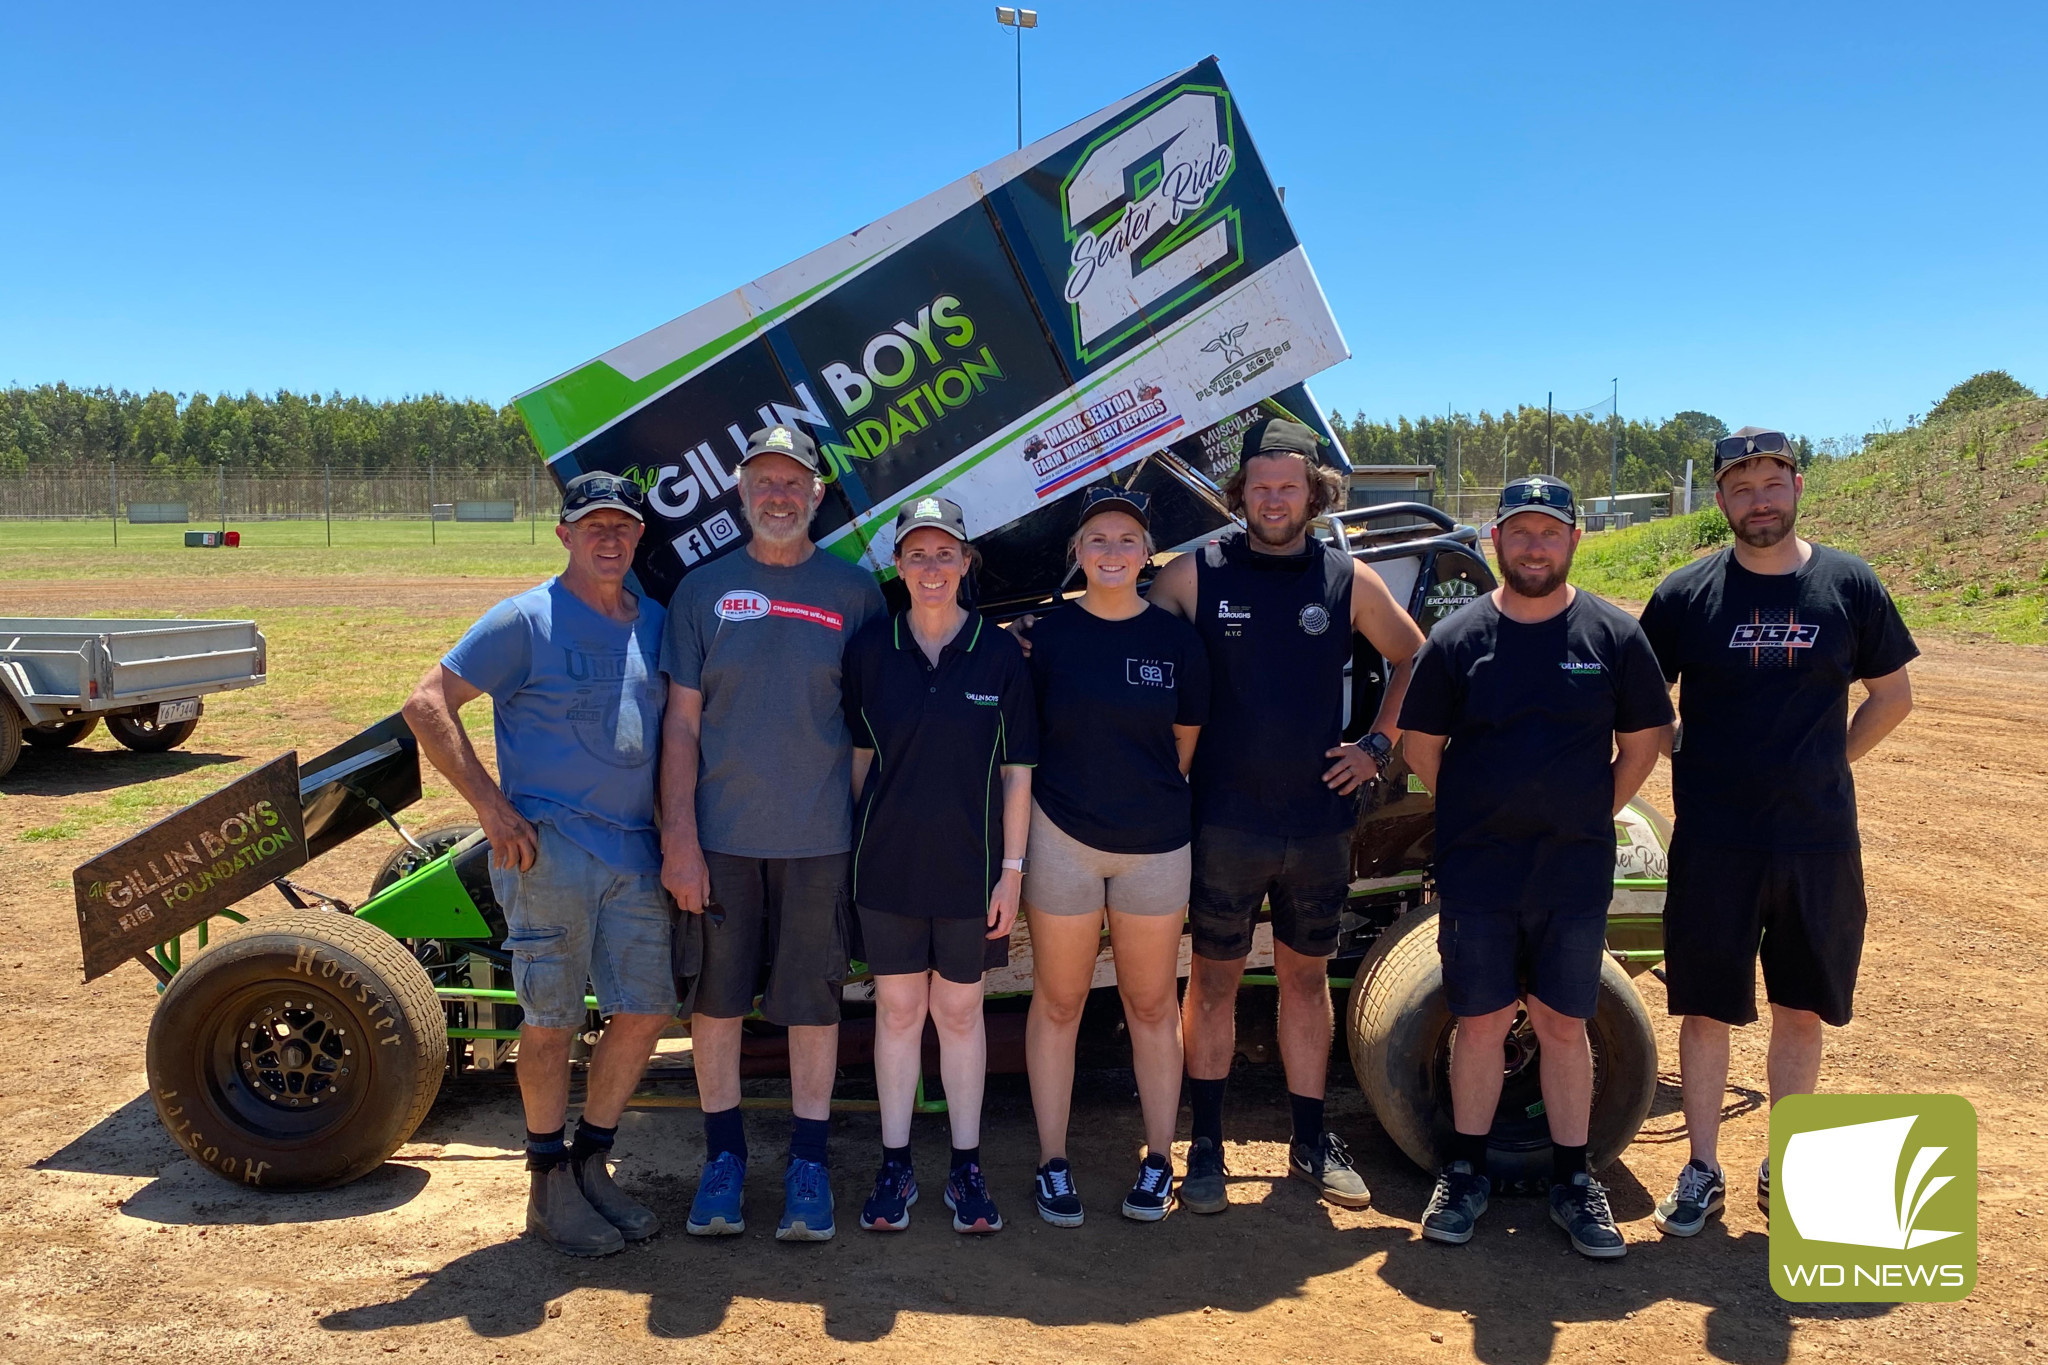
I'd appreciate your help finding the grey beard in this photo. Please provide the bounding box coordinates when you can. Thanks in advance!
[745,504,811,545]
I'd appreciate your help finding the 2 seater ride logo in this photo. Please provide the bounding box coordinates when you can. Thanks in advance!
[1770,1093,1976,1302]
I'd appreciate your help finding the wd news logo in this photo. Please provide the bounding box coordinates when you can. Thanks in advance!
[1770,1094,1976,1302]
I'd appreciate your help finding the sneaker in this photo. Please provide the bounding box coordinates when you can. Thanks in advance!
[1121,1154,1174,1222]
[945,1162,1003,1234]
[1653,1158,1726,1237]
[685,1150,746,1237]
[1289,1131,1372,1209]
[1757,1157,1771,1219]
[777,1157,836,1242]
[860,1159,918,1232]
[1550,1170,1627,1259]
[1419,1161,1490,1245]
[1034,1158,1085,1228]
[1178,1136,1228,1215]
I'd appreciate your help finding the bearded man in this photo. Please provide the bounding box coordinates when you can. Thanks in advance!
[658,425,884,1243]
[1398,474,1674,1259]
[1637,428,1916,1238]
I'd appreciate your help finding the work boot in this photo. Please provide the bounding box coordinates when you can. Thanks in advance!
[527,1162,625,1257]
[572,1149,661,1241]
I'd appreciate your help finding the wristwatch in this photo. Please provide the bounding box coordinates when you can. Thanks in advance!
[1357,731,1395,777]
[1002,857,1028,875]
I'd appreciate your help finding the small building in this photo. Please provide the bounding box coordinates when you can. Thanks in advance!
[1346,464,1435,510]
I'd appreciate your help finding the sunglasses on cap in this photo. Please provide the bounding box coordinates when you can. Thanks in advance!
[1080,486,1149,512]
[1715,431,1792,463]
[1498,481,1574,512]
[561,474,645,515]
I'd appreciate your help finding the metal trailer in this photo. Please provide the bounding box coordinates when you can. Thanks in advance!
[0,617,268,778]
[83,503,1670,1195]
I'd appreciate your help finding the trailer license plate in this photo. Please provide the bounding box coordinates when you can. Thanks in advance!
[157,698,200,724]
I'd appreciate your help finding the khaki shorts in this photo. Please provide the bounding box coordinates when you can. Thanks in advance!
[1022,800,1190,918]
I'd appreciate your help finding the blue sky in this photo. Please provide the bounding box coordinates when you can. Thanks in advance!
[3,2,2042,441]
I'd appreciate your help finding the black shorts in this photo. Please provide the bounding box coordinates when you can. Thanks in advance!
[1662,833,1866,1027]
[1437,896,1609,1020]
[1189,823,1351,962]
[857,906,1010,985]
[695,852,850,1027]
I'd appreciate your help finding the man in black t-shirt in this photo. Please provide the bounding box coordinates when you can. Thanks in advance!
[1400,476,1673,1261]
[1638,427,1916,1239]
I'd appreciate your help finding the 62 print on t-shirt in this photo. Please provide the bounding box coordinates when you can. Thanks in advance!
[1126,658,1176,688]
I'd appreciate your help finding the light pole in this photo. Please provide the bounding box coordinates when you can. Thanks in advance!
[996,7,1038,151]
[1608,377,1620,507]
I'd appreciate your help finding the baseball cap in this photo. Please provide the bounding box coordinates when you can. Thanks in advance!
[1497,475,1577,527]
[1713,426,1796,480]
[1238,416,1321,464]
[559,471,646,523]
[893,494,969,545]
[1076,484,1151,530]
[738,424,823,475]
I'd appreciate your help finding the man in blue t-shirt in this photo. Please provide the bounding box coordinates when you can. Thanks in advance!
[402,472,671,1259]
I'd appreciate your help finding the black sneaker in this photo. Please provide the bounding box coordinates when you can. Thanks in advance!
[860,1159,918,1232]
[1757,1157,1770,1219]
[1178,1136,1228,1215]
[1550,1170,1627,1259]
[1289,1131,1371,1209]
[1034,1158,1085,1228]
[1419,1161,1490,1245]
[1121,1153,1174,1222]
[1653,1158,1726,1237]
[945,1161,1003,1234]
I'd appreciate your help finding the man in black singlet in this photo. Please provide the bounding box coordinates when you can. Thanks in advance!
[1147,417,1426,1213]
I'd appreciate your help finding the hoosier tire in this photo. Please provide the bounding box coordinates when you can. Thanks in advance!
[1345,907,1658,1190]
[23,716,100,748]
[145,909,446,1190]
[108,712,200,752]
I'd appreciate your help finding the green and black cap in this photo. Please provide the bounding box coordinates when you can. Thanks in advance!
[892,494,969,545]
[738,424,822,475]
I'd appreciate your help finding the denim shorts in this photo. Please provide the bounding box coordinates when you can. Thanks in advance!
[488,820,677,1028]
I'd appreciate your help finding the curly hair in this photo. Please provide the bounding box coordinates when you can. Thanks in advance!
[1222,450,1346,519]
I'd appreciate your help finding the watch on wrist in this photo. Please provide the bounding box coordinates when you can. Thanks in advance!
[1358,731,1395,774]
[1002,857,1028,875]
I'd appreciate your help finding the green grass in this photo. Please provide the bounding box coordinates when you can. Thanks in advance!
[1571,509,1733,602]
[0,517,565,580]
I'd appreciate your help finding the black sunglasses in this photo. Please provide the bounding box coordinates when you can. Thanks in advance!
[1715,431,1790,462]
[561,474,646,514]
[1081,486,1150,512]
[1499,481,1573,510]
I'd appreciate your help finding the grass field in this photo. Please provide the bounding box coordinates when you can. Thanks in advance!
[0,517,565,580]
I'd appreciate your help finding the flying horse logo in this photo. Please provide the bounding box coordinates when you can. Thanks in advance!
[1202,324,1250,365]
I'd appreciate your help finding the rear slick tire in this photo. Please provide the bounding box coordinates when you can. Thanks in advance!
[1345,906,1658,1192]
[145,909,446,1190]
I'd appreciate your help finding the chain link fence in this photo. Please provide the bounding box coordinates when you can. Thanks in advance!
[0,468,549,521]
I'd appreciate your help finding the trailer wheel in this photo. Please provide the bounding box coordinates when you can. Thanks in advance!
[1345,907,1657,1191]
[23,717,101,748]
[367,823,483,898]
[145,909,446,1190]
[108,713,200,752]
[0,697,21,780]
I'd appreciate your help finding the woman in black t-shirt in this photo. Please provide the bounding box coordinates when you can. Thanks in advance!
[845,497,1036,1236]
[1022,486,1209,1227]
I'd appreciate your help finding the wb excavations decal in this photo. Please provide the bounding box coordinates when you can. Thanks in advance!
[514,58,1346,607]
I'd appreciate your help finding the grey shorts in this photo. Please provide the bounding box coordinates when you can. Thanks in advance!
[488,820,676,1029]
[1021,801,1190,918]
[695,851,851,1027]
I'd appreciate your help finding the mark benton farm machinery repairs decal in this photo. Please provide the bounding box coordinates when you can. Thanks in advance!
[513,57,1350,608]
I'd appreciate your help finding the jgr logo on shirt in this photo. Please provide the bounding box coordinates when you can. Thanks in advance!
[714,590,771,622]
[1126,658,1176,688]
[1731,622,1819,648]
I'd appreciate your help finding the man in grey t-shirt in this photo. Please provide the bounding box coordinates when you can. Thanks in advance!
[659,423,884,1243]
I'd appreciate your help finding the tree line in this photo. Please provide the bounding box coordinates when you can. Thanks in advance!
[0,385,539,475]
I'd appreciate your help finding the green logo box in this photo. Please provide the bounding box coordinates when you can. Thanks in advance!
[1769,1093,1976,1303]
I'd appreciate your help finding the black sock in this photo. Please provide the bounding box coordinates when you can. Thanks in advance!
[703,1105,747,1164]
[1552,1141,1589,1186]
[570,1117,617,1162]
[1450,1130,1489,1175]
[1188,1076,1227,1148]
[949,1145,980,1172]
[790,1115,832,1167]
[883,1143,913,1169]
[1288,1092,1326,1146]
[525,1126,567,1172]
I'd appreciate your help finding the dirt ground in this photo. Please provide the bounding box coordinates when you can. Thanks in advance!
[1,576,2042,1365]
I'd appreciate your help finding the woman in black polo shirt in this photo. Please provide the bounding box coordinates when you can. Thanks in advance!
[843,496,1036,1235]
[1023,486,1209,1227]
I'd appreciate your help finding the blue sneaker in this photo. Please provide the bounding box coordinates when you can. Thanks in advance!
[686,1150,746,1237]
[944,1162,1003,1234]
[861,1159,919,1232]
[778,1157,836,1242]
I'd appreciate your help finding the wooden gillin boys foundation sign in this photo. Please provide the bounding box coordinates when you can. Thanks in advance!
[74,754,307,981]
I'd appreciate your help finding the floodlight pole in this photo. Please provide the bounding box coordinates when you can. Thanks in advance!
[1609,377,1620,505]
[996,7,1038,151]
[1546,392,1554,477]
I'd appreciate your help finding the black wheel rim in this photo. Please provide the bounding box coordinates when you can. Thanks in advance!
[200,985,369,1141]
